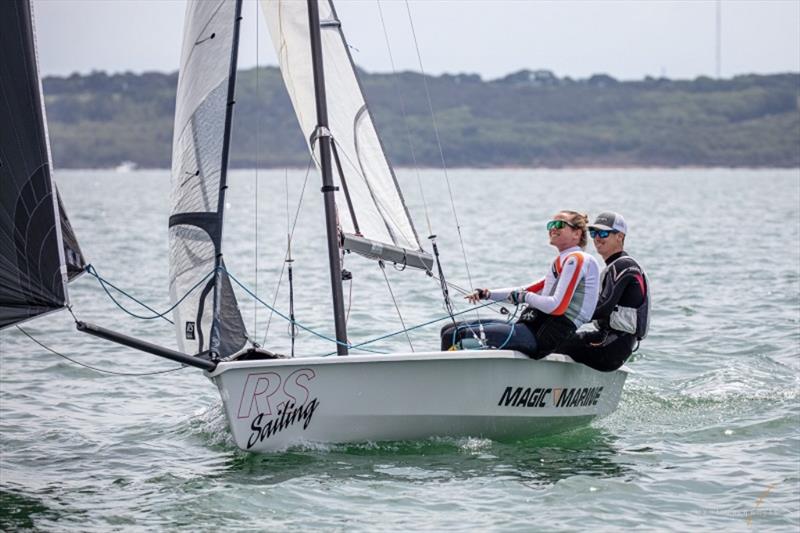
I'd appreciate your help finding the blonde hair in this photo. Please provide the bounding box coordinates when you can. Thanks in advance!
[558,210,589,248]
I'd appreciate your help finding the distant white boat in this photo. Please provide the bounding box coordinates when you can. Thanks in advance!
[114,161,137,173]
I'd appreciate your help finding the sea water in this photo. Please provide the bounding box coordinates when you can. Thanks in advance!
[1,168,798,531]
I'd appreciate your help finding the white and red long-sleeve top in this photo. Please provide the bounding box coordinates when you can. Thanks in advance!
[489,246,601,328]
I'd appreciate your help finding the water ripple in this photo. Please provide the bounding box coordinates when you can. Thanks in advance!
[2,169,799,531]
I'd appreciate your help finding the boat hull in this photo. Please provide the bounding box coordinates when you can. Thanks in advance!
[208,351,628,452]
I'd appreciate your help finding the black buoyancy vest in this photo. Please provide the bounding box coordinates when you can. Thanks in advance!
[602,255,650,340]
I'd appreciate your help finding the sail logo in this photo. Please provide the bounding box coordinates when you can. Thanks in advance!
[185,322,195,340]
[498,386,603,408]
[237,368,319,448]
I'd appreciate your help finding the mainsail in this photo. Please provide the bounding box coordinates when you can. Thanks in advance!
[0,0,86,330]
[262,0,432,271]
[169,0,247,358]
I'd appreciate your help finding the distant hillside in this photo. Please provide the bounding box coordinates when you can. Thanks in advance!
[42,68,800,169]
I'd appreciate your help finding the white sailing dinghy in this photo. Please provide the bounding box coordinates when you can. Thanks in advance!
[1,0,628,453]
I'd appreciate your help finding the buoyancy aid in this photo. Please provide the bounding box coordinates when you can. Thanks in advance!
[518,250,598,328]
[600,255,650,340]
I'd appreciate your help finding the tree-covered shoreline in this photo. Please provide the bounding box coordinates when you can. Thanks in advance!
[43,68,800,169]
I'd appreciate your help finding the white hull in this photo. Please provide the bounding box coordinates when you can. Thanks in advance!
[208,351,628,453]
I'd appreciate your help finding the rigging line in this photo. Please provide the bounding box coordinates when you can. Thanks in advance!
[345,277,353,325]
[448,303,520,351]
[426,273,475,296]
[379,260,414,351]
[285,169,291,259]
[321,299,496,356]
[403,0,479,309]
[430,236,456,322]
[261,155,314,345]
[85,264,214,324]
[494,305,522,350]
[425,272,509,316]
[225,262,495,356]
[16,326,186,376]
[285,169,298,358]
[254,0,260,337]
[224,267,385,353]
[376,0,432,237]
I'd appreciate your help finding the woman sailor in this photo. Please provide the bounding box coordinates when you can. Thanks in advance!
[441,210,601,358]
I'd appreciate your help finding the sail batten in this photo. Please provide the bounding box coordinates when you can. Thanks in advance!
[262,0,432,270]
[0,0,85,330]
[169,0,247,358]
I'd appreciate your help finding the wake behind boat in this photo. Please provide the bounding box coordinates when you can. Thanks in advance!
[1,0,629,453]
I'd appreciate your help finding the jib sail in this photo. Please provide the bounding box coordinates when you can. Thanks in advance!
[169,0,247,358]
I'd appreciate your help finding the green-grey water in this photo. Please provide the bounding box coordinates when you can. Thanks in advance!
[1,168,798,531]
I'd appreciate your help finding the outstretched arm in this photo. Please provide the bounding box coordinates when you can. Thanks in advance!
[480,277,545,304]
[465,276,546,304]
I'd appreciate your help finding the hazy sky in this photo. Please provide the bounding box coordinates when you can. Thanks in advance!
[33,0,800,81]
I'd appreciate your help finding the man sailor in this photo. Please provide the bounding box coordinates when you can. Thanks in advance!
[557,212,650,371]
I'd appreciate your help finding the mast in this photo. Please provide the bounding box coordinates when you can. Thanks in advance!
[209,0,244,360]
[307,0,348,355]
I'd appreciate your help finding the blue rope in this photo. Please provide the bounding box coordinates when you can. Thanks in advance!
[85,264,214,324]
[329,300,498,356]
[86,262,383,353]
[222,268,387,354]
[448,304,520,351]
[86,262,510,356]
[223,267,506,355]
[494,305,521,350]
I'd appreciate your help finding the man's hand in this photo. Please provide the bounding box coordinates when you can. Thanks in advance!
[465,288,489,304]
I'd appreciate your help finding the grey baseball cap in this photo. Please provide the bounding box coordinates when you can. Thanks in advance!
[589,212,628,233]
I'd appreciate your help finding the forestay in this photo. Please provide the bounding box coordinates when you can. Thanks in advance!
[0,0,85,330]
[169,0,247,358]
[261,0,432,271]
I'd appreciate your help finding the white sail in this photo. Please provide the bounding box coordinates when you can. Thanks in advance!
[169,0,247,357]
[261,0,432,270]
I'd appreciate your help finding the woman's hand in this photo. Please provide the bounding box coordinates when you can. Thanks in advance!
[465,288,489,304]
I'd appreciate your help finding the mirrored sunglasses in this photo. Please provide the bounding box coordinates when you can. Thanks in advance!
[546,219,577,231]
[589,229,618,239]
